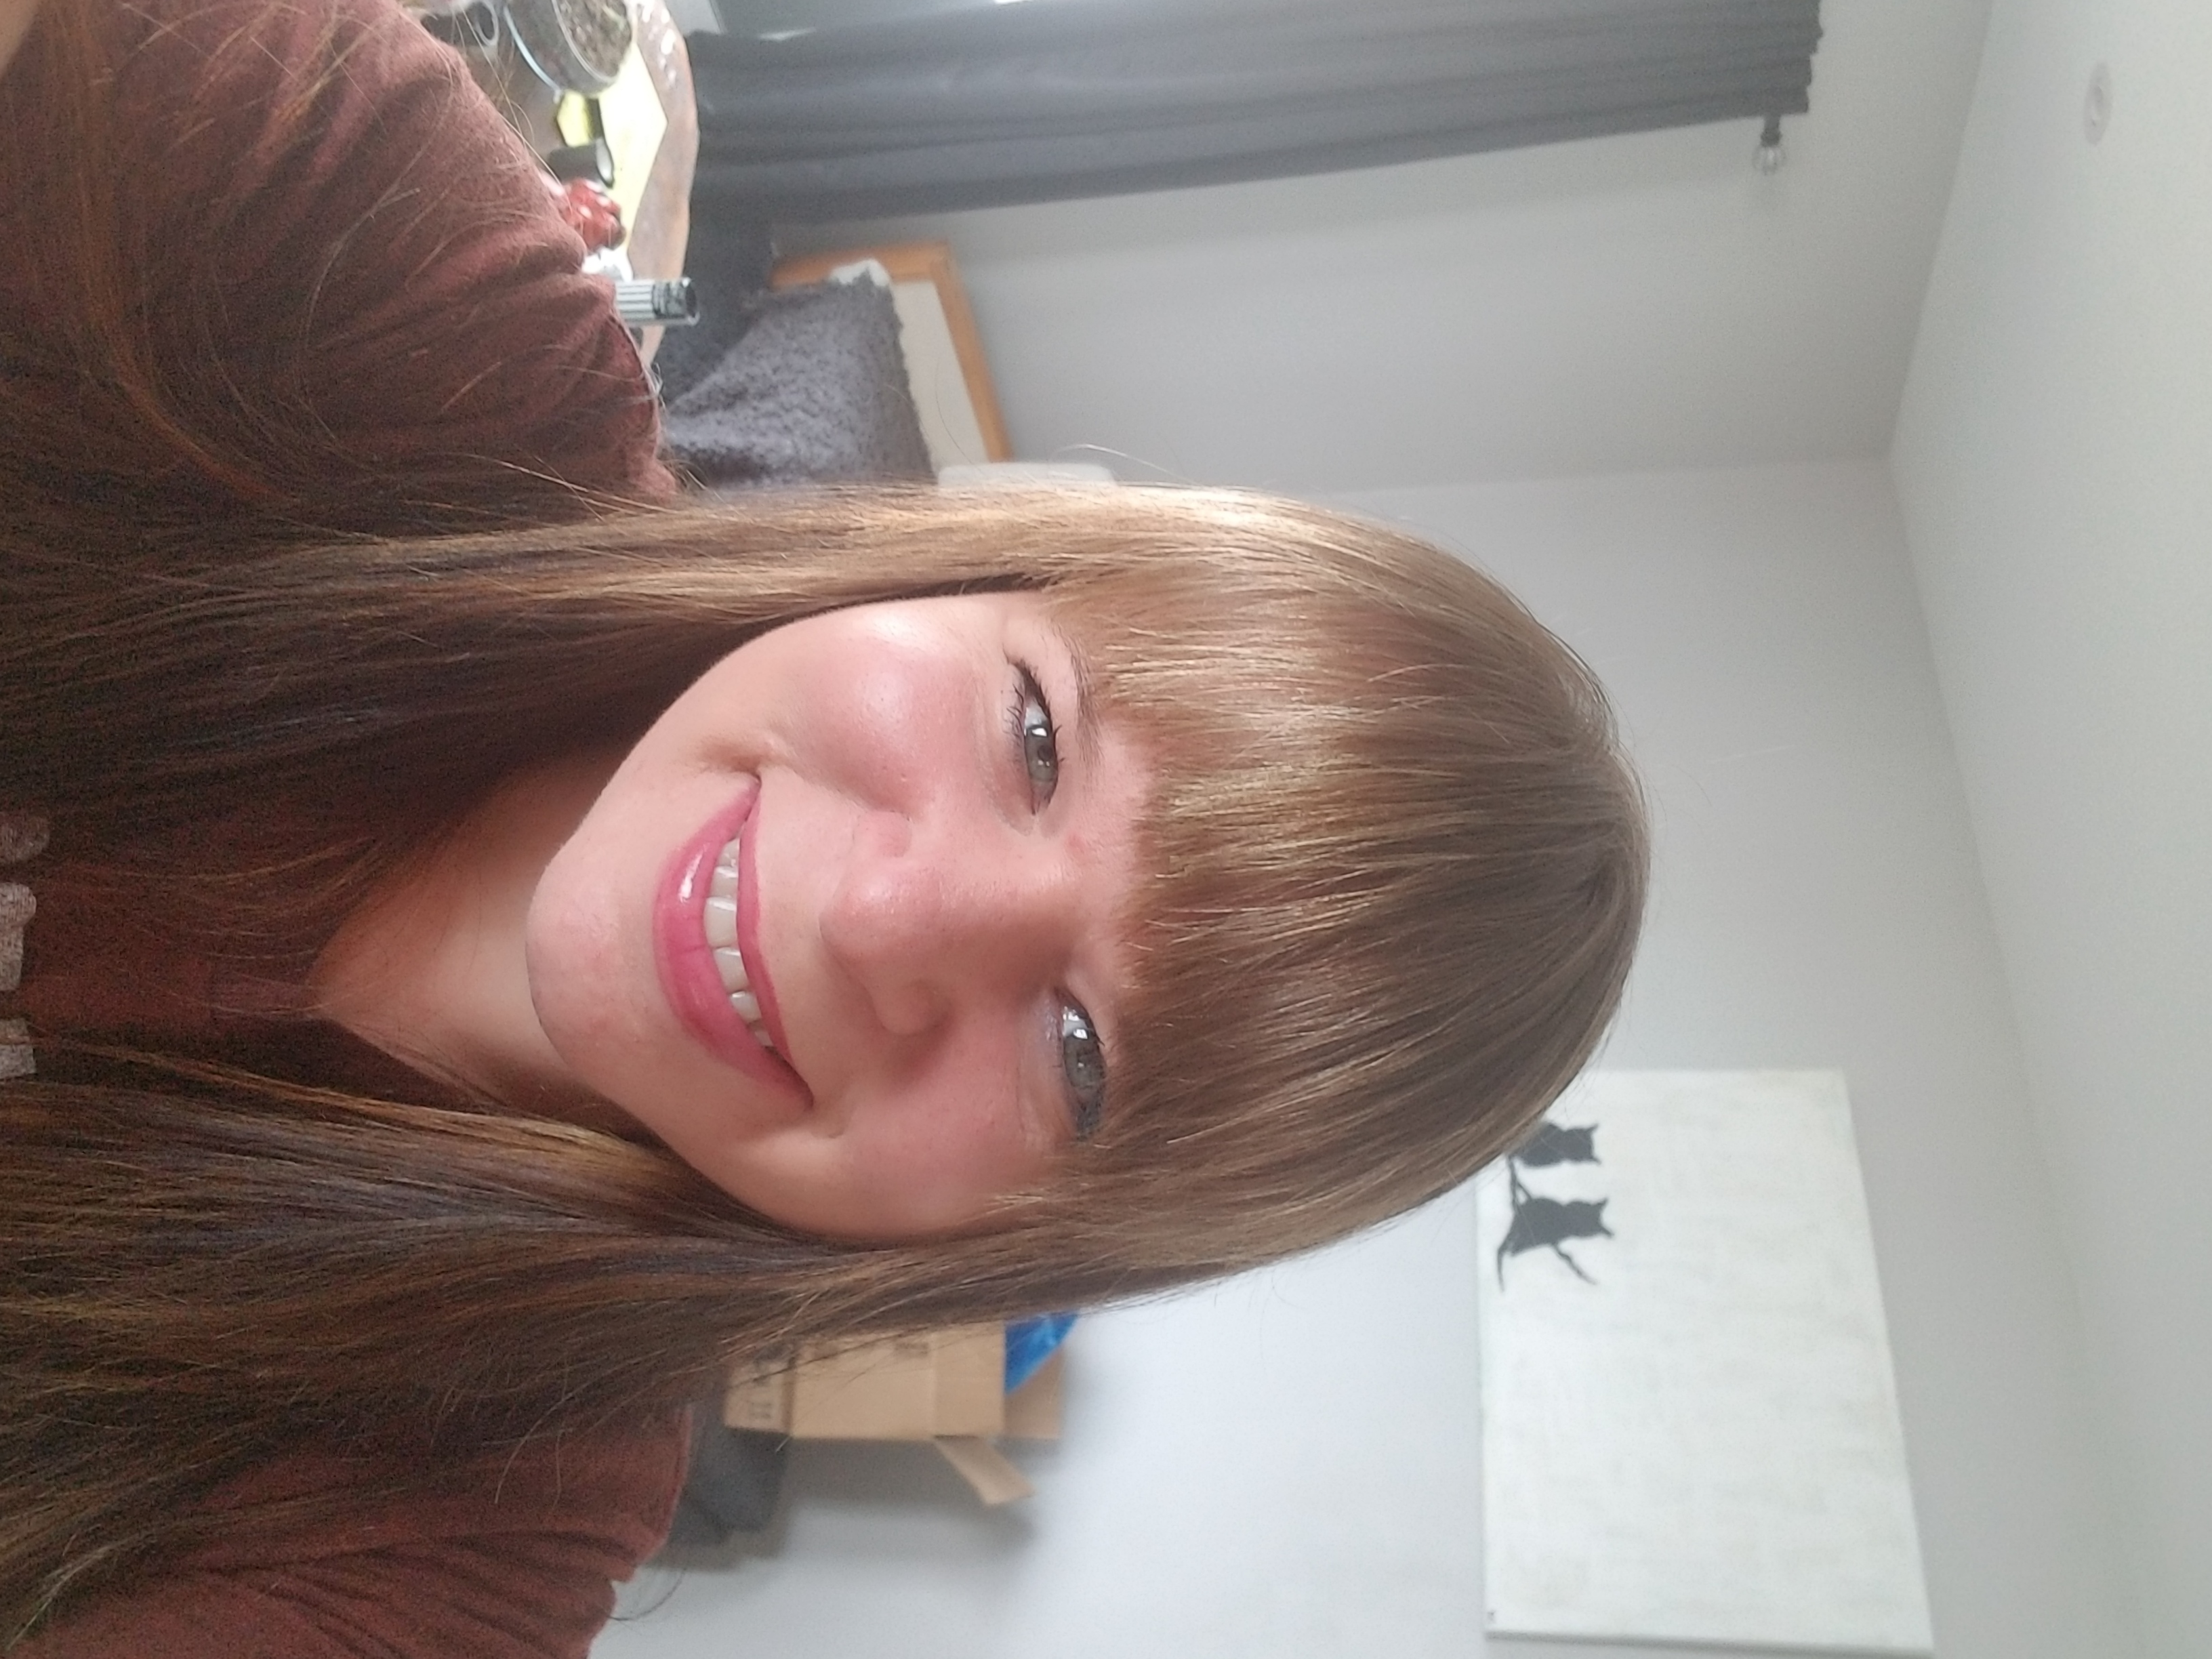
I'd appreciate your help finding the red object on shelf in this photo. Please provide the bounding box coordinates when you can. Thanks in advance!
[544,175,626,251]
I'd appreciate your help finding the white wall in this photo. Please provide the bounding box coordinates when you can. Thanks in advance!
[1351,466,2134,1659]
[600,462,2135,1659]
[1889,0,2212,1654]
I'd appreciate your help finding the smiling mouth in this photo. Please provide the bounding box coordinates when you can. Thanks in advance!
[653,784,805,1101]
[702,836,775,1051]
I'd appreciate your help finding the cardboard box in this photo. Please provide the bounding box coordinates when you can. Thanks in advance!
[725,1324,1064,1504]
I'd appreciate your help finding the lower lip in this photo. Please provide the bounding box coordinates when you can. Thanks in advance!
[653,782,808,1102]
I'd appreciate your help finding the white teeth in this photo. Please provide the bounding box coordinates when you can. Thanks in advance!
[702,836,774,1052]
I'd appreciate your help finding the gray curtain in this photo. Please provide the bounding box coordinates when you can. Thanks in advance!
[689,0,1824,222]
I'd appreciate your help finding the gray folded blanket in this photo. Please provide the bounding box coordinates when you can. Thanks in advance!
[659,279,933,488]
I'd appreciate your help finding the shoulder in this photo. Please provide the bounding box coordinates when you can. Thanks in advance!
[0,0,39,83]
[1,0,672,526]
[17,1411,691,1659]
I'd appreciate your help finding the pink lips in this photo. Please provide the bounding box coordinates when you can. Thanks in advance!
[653,781,808,1101]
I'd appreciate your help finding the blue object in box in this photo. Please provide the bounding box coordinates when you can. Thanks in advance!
[1004,1312,1076,1392]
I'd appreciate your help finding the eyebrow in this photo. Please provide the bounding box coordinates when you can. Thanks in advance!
[1043,617,1101,771]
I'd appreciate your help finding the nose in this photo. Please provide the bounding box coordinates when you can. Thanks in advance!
[821,808,1069,1037]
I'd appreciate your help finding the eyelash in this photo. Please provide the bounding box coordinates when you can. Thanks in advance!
[1059,1002,1107,1141]
[1008,661,1060,809]
[1008,662,1105,1138]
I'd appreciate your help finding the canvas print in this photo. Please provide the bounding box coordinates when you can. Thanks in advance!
[1475,1070,1933,1654]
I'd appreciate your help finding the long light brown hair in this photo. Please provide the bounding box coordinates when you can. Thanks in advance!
[3,489,1645,1637]
[1,0,1646,1640]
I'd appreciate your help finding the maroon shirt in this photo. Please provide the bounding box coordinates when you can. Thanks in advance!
[5,1,687,1651]
[18,1416,691,1659]
[0,0,674,525]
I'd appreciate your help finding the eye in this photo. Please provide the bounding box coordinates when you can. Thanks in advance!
[1010,663,1060,808]
[1058,1001,1107,1140]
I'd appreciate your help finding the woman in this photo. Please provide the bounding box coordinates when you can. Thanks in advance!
[1,0,1646,1652]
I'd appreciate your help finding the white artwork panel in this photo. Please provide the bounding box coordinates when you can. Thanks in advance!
[1476,1070,1932,1654]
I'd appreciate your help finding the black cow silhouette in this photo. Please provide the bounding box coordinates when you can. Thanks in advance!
[1511,1122,1598,1167]
[1497,1165,1613,1285]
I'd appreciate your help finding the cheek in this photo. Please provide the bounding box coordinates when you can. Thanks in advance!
[780,633,978,793]
[840,1044,1051,1218]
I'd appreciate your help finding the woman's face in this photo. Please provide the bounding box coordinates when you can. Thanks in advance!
[523,593,1150,1239]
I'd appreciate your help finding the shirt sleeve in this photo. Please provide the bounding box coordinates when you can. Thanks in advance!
[18,1412,691,1659]
[0,0,673,530]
